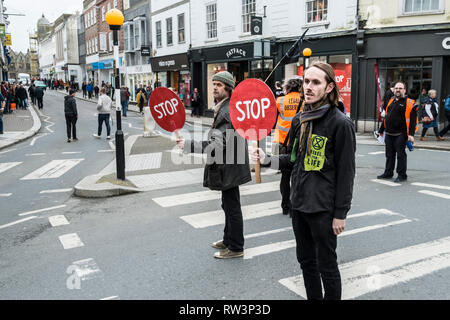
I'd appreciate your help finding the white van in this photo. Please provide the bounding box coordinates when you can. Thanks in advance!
[18,73,31,85]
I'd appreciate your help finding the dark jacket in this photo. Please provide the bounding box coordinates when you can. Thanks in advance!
[274,106,356,219]
[28,85,35,97]
[64,95,78,116]
[16,87,28,100]
[381,97,417,136]
[191,92,202,107]
[34,87,44,99]
[186,98,252,191]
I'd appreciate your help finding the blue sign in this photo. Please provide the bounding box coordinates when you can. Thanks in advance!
[89,59,115,70]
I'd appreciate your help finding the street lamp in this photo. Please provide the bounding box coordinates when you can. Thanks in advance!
[106,8,125,181]
[303,48,312,68]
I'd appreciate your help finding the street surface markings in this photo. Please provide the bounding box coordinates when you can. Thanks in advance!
[371,179,402,187]
[71,258,102,280]
[0,148,17,155]
[154,181,280,208]
[181,201,282,229]
[20,159,84,180]
[0,162,22,174]
[48,215,70,227]
[19,204,67,217]
[0,216,37,230]
[40,188,73,194]
[127,153,162,171]
[127,168,204,191]
[418,190,450,200]
[412,182,450,191]
[62,152,83,155]
[26,153,46,156]
[30,133,50,146]
[368,151,385,155]
[0,193,12,197]
[279,236,450,300]
[59,233,84,250]
[98,150,115,153]
[243,219,412,260]
[100,296,120,300]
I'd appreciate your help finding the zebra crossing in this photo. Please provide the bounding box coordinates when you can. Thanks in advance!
[151,179,450,300]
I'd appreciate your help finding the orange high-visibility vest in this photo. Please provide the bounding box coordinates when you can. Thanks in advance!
[385,98,418,136]
[274,92,302,144]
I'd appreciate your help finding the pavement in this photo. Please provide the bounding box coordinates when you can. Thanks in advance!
[3,89,449,198]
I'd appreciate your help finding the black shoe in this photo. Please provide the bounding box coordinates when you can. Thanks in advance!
[67,139,71,143]
[377,173,393,179]
[394,176,407,183]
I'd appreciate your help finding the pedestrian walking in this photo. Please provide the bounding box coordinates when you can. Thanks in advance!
[35,85,45,109]
[251,62,356,300]
[273,78,303,217]
[16,84,28,110]
[420,90,441,141]
[28,83,36,106]
[0,92,5,134]
[438,95,450,140]
[136,89,147,114]
[86,82,94,99]
[120,86,130,117]
[64,89,78,143]
[82,82,87,99]
[191,88,202,118]
[94,84,100,99]
[377,81,418,183]
[176,71,251,259]
[93,88,112,139]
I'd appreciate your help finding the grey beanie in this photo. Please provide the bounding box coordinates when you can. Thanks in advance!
[212,71,235,89]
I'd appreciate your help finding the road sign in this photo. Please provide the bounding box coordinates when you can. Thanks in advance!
[149,87,186,132]
[229,79,277,141]
[5,34,12,46]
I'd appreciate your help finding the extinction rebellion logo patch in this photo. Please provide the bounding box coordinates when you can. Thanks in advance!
[304,135,328,171]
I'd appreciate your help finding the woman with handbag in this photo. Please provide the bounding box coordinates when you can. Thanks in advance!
[420,89,440,141]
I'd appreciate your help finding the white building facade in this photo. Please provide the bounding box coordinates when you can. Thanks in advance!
[38,34,56,79]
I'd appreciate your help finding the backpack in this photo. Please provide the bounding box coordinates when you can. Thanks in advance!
[445,96,450,112]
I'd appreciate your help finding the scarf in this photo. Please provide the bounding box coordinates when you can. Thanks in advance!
[297,104,331,157]
[213,98,228,118]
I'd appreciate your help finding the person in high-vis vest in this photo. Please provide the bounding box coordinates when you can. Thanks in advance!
[377,81,418,183]
[273,78,303,216]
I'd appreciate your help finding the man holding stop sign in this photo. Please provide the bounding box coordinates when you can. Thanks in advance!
[177,71,251,259]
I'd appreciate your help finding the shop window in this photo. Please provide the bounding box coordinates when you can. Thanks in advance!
[306,0,328,24]
[166,18,173,46]
[329,55,352,115]
[242,0,256,33]
[124,23,130,52]
[178,14,185,43]
[156,21,162,48]
[134,20,140,50]
[403,0,441,14]
[206,3,217,39]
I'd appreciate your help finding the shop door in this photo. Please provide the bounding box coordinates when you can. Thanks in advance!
[228,61,248,87]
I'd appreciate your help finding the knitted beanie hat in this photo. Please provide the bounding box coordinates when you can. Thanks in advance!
[212,71,235,89]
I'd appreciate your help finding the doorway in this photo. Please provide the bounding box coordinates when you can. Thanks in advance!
[228,61,248,87]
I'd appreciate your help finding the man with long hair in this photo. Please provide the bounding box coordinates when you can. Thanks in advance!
[252,62,356,300]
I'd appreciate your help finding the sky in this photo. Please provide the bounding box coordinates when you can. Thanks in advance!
[4,0,83,53]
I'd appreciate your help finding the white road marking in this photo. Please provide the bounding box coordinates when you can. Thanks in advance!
[48,215,70,227]
[59,233,84,249]
[412,183,450,191]
[0,193,12,197]
[368,151,385,155]
[0,216,37,230]
[30,133,49,146]
[371,179,402,187]
[100,296,120,300]
[154,181,280,207]
[40,188,73,194]
[72,258,102,280]
[279,236,450,300]
[98,150,115,153]
[245,227,293,240]
[62,152,82,155]
[347,208,407,219]
[243,219,412,260]
[0,148,17,155]
[181,201,282,229]
[26,153,46,156]
[21,159,84,180]
[19,204,67,216]
[418,190,450,200]
[0,162,22,174]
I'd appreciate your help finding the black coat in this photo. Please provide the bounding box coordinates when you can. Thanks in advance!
[64,95,78,116]
[275,106,356,219]
[16,87,28,100]
[186,98,252,191]
[35,87,44,99]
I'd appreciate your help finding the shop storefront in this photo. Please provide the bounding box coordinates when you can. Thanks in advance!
[150,53,191,107]
[189,41,275,116]
[277,34,356,116]
[357,29,450,132]
[87,58,115,86]
[124,64,153,102]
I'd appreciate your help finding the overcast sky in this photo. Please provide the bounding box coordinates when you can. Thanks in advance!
[4,0,82,53]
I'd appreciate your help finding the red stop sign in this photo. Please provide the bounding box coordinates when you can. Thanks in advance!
[229,79,277,141]
[149,87,186,132]
[335,70,347,90]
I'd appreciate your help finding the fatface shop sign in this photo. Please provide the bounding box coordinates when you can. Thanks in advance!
[226,48,247,59]
[442,37,450,50]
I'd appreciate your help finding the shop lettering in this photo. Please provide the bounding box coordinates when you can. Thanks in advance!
[159,60,176,67]
[235,98,271,121]
[226,48,247,58]
[153,99,179,119]
[442,37,450,50]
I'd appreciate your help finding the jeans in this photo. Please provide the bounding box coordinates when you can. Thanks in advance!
[422,126,439,137]
[221,186,244,252]
[37,98,43,109]
[122,101,129,116]
[384,134,407,178]
[98,114,111,136]
[292,210,341,300]
[65,115,77,139]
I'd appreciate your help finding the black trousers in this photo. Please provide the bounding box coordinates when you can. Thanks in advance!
[221,186,244,252]
[280,169,292,213]
[292,210,341,300]
[439,111,450,136]
[37,97,43,109]
[384,134,407,178]
[65,115,77,139]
